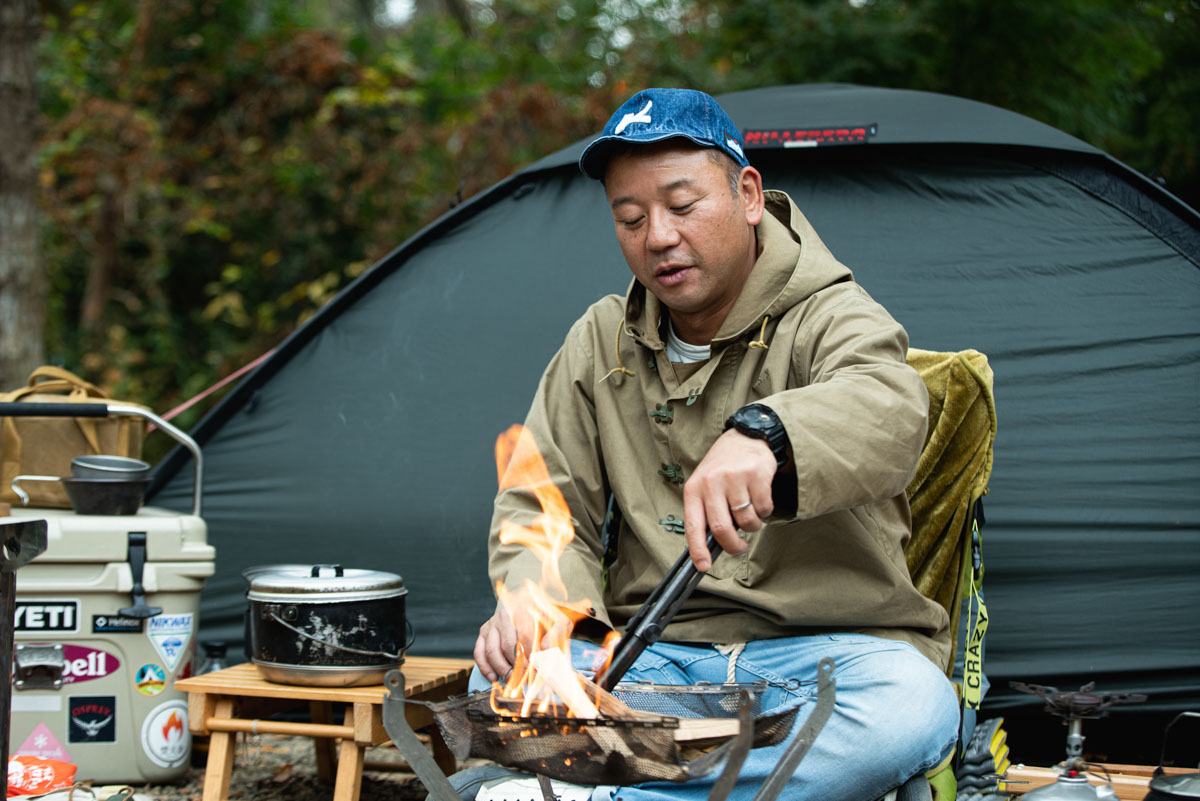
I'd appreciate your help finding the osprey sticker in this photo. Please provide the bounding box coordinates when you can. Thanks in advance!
[15,722,72,762]
[147,613,193,672]
[141,700,190,768]
[60,644,121,685]
[68,695,117,743]
[135,663,167,696]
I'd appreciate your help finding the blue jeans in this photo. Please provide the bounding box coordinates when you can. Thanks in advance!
[467,634,958,801]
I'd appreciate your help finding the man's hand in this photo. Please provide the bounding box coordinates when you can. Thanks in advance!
[473,604,571,683]
[682,429,777,571]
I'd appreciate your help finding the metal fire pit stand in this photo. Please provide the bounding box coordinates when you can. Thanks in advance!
[383,671,468,801]
[382,656,836,801]
[2,519,49,800]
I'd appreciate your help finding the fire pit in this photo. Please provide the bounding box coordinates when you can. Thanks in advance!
[422,680,804,785]
[383,659,836,801]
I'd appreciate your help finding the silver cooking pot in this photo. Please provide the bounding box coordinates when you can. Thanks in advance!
[1144,712,1200,801]
[244,564,412,687]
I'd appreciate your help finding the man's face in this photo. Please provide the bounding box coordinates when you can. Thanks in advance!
[604,143,763,344]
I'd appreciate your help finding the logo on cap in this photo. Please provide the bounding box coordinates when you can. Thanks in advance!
[615,100,653,135]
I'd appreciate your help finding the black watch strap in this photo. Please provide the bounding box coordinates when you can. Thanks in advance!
[724,403,790,467]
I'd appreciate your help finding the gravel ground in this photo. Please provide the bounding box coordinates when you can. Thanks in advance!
[130,734,486,801]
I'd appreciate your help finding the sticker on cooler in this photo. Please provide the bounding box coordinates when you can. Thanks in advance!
[14,600,80,633]
[147,613,193,673]
[135,663,167,696]
[59,644,122,685]
[93,614,144,634]
[68,695,117,743]
[15,722,72,762]
[141,700,190,768]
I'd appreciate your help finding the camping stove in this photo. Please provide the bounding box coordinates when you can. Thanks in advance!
[1008,680,1147,800]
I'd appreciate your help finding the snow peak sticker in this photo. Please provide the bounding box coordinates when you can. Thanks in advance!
[141,700,189,768]
[61,644,121,685]
[14,600,79,633]
[147,613,193,673]
[92,614,144,634]
[15,722,72,762]
[68,695,117,743]
[135,663,167,696]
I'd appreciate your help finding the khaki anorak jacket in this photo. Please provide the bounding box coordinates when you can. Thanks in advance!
[489,190,951,669]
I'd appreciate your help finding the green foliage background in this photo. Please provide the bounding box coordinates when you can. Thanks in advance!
[35,0,1198,458]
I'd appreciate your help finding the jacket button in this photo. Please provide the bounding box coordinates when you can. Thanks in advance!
[649,403,674,424]
[657,463,685,485]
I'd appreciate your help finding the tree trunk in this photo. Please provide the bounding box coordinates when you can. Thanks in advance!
[0,0,46,389]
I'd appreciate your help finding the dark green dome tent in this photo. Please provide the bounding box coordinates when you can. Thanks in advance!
[150,84,1200,730]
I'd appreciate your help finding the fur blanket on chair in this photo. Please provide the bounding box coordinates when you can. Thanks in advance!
[905,348,997,674]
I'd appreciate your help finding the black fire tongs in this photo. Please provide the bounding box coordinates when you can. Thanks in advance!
[594,533,722,691]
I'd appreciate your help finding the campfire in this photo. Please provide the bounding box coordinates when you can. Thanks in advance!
[488,424,622,720]
[389,427,815,787]
[380,426,832,790]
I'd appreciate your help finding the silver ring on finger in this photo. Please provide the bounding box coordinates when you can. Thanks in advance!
[730,501,752,512]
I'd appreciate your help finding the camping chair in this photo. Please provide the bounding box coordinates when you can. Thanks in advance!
[890,348,997,801]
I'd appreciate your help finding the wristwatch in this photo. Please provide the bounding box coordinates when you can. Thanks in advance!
[724,404,790,467]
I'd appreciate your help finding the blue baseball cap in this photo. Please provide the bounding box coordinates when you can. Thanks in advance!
[578,88,749,180]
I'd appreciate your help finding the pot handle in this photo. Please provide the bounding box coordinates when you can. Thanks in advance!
[1154,710,1200,776]
[268,609,412,661]
[310,564,344,578]
[10,476,62,507]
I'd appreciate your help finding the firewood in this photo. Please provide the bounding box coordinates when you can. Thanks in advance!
[671,717,740,743]
[529,648,600,719]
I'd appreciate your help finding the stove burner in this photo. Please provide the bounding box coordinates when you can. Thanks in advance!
[1009,679,1148,793]
[1010,680,1147,719]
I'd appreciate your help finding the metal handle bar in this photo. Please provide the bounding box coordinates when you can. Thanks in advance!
[8,476,60,507]
[0,401,203,517]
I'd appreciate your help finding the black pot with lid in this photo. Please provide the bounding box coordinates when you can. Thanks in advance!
[244,563,411,687]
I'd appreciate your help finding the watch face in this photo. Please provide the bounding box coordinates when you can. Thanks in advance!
[735,404,775,432]
[729,405,788,466]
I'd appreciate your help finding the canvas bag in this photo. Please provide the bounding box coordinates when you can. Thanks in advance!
[0,366,149,509]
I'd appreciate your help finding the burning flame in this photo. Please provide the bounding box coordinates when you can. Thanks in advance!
[162,710,184,741]
[490,424,619,718]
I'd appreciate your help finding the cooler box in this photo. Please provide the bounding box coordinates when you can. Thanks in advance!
[8,505,214,783]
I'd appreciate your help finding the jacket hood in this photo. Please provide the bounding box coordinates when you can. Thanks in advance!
[623,190,854,348]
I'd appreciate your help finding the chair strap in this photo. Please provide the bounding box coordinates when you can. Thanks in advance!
[961,498,989,714]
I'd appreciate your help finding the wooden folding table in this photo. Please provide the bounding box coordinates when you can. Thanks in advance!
[176,657,474,801]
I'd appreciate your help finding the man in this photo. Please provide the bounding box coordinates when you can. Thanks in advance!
[473,88,958,801]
